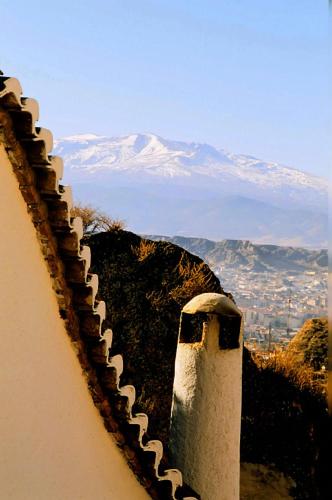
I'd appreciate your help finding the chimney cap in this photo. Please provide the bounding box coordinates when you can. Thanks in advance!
[182,293,241,317]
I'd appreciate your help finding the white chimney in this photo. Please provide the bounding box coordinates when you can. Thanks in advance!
[169,293,243,500]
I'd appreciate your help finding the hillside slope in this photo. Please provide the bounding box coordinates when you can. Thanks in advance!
[146,235,327,272]
[87,230,223,443]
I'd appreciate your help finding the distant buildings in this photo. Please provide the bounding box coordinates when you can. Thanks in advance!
[213,266,327,352]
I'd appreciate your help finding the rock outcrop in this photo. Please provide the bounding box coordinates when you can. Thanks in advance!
[87,230,224,444]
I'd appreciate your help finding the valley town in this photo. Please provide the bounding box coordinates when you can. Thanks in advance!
[213,265,327,352]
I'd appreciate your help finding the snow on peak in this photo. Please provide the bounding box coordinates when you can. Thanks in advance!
[53,132,326,196]
[60,133,104,142]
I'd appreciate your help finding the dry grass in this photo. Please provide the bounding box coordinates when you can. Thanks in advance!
[170,252,213,303]
[256,317,329,397]
[255,350,327,395]
[132,239,157,262]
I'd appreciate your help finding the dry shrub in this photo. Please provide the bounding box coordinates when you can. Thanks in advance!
[145,290,165,309]
[254,317,328,397]
[256,350,326,395]
[170,252,213,304]
[71,203,125,235]
[288,317,327,372]
[132,239,157,262]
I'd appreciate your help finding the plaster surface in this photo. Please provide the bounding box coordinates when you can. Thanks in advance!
[0,145,150,499]
[170,314,243,500]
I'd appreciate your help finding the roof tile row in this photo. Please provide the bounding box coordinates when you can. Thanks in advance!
[0,75,198,500]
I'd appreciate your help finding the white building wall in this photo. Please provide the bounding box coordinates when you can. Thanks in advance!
[0,145,150,500]
[170,314,243,500]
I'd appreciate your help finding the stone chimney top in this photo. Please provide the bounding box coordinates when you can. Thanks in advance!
[182,292,241,317]
[180,293,242,349]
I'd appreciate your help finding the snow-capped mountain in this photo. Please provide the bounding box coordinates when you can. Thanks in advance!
[54,133,324,189]
[53,133,327,247]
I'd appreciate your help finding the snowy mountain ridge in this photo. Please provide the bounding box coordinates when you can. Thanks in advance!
[54,133,325,193]
[52,133,327,247]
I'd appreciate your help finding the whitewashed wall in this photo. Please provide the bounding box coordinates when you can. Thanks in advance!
[170,314,243,500]
[0,144,150,500]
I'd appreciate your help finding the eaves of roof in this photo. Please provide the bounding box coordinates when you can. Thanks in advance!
[0,75,198,500]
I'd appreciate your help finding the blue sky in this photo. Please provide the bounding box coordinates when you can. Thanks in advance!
[1,0,330,177]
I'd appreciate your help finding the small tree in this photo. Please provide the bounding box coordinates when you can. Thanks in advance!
[71,203,125,235]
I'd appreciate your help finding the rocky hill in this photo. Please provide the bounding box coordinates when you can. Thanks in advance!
[146,235,327,273]
[86,229,223,443]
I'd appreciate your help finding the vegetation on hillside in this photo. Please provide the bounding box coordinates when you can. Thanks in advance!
[86,229,223,443]
[287,317,328,372]
[242,317,328,499]
[255,317,327,396]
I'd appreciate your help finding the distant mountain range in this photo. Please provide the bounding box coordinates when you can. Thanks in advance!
[54,133,327,247]
[145,235,328,274]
